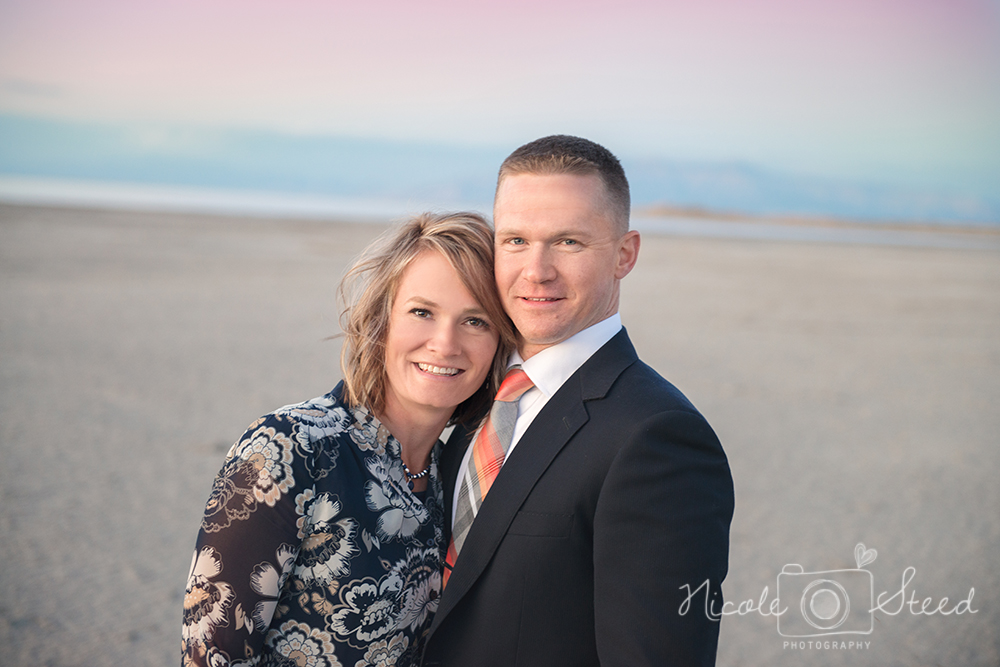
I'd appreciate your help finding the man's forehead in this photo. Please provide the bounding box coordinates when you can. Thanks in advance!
[494,173,615,229]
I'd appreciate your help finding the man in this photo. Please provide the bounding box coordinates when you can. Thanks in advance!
[423,136,734,666]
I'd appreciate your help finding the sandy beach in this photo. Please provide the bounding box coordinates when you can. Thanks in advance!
[1,202,997,666]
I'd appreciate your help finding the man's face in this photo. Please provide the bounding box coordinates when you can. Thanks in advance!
[493,172,639,360]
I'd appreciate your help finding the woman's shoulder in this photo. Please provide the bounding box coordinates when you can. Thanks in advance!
[273,384,353,432]
[228,383,355,458]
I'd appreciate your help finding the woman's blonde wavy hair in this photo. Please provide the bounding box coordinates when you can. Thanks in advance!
[338,212,516,426]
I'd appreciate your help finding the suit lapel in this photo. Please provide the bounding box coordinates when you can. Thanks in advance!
[430,329,638,632]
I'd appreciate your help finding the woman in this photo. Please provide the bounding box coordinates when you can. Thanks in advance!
[182,212,515,667]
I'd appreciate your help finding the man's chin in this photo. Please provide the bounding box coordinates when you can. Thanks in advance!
[514,328,573,358]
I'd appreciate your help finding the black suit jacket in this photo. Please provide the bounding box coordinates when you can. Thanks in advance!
[423,329,735,666]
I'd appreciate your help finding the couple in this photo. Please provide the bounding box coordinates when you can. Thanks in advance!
[182,135,735,667]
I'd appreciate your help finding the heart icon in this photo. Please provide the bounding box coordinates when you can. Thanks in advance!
[855,543,877,569]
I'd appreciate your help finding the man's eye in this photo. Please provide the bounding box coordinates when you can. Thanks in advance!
[562,239,578,245]
[508,237,526,245]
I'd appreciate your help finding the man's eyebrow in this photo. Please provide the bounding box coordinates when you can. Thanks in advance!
[497,227,597,240]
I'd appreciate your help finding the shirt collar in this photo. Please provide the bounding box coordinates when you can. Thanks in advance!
[510,313,622,399]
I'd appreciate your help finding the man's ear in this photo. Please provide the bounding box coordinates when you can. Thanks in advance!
[614,230,641,280]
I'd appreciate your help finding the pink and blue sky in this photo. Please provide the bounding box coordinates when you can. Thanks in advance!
[1,0,998,210]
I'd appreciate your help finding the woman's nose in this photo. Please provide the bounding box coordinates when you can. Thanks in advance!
[426,322,461,356]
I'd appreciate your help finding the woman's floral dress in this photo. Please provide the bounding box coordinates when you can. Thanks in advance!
[182,382,445,667]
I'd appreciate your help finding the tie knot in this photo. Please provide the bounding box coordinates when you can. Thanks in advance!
[495,366,534,403]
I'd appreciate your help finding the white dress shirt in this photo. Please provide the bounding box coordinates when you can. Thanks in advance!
[451,313,622,527]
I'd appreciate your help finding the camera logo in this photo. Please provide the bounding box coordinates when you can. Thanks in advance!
[777,543,877,637]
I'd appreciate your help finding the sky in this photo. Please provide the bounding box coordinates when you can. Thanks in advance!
[1,0,998,205]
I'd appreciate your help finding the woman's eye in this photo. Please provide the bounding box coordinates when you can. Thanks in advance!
[466,317,490,328]
[410,308,431,318]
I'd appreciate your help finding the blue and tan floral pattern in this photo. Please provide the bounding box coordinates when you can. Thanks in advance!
[365,455,430,544]
[265,621,340,667]
[182,383,444,667]
[328,575,403,647]
[249,544,297,632]
[353,633,410,667]
[183,547,236,643]
[294,492,360,586]
[391,548,443,633]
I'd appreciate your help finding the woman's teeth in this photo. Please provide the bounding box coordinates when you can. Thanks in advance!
[417,363,460,376]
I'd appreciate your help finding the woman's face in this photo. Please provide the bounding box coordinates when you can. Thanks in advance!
[382,249,500,426]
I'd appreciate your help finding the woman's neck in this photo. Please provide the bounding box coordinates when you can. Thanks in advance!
[376,402,450,474]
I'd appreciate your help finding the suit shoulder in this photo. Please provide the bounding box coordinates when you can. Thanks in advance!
[611,358,703,418]
[604,362,731,491]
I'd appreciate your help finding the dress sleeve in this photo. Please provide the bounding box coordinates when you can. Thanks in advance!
[182,413,307,667]
[592,409,735,666]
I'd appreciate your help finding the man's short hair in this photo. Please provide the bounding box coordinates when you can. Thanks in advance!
[496,135,631,234]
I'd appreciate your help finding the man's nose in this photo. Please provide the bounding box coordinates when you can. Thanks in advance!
[522,246,557,283]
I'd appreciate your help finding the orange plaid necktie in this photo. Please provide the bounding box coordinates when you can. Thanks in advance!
[444,366,534,587]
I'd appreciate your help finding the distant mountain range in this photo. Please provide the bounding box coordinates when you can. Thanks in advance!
[1,113,996,225]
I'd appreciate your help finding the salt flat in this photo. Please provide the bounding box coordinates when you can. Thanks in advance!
[1,203,997,666]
